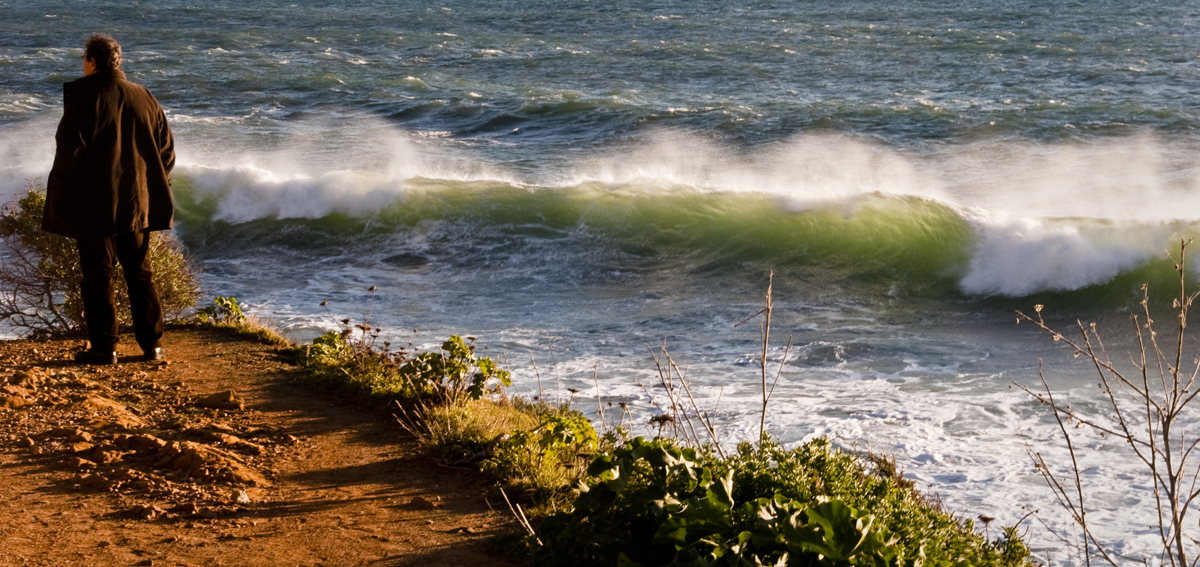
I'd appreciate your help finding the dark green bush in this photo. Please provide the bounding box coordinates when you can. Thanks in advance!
[0,187,202,336]
[722,438,1028,566]
[534,437,1030,567]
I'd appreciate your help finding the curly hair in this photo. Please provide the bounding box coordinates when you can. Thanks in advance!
[83,33,122,72]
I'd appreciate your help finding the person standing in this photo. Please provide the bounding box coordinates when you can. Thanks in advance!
[43,33,176,364]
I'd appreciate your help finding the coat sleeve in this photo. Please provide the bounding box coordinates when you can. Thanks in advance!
[156,105,175,181]
[46,97,88,198]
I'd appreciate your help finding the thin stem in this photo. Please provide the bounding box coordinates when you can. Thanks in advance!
[760,271,773,441]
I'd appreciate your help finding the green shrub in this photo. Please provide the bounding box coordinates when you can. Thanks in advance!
[396,334,513,401]
[295,331,511,402]
[722,438,1028,566]
[482,409,601,509]
[196,296,245,325]
[533,437,1031,567]
[0,186,202,336]
[294,330,407,397]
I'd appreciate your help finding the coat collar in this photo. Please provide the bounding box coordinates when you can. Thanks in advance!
[63,68,127,98]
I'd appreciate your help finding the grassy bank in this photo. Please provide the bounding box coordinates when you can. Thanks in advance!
[231,298,1033,567]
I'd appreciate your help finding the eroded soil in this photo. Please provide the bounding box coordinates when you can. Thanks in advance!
[0,326,520,567]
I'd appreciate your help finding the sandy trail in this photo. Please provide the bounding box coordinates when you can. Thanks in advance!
[0,326,519,567]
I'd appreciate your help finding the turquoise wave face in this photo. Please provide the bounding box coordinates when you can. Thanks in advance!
[177,177,962,275]
[172,173,1196,312]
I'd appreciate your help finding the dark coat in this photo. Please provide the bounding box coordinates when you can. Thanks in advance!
[43,69,175,240]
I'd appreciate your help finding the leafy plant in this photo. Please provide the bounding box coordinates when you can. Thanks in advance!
[306,330,349,362]
[537,436,911,567]
[482,411,601,507]
[534,436,1030,567]
[396,335,512,401]
[294,318,512,404]
[196,296,245,325]
[0,185,202,336]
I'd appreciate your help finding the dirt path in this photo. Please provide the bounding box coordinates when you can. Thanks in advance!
[0,326,521,567]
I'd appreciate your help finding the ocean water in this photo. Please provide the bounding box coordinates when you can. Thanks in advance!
[4,1,1200,561]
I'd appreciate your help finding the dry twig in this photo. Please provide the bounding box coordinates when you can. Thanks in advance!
[1016,239,1200,567]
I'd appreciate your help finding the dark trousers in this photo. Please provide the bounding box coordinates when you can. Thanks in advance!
[76,230,163,352]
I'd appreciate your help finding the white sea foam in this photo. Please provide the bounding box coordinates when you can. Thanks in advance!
[0,113,58,200]
[549,130,1200,296]
[174,124,1200,298]
[562,131,947,206]
[184,165,409,222]
[934,132,1200,222]
[957,211,1165,296]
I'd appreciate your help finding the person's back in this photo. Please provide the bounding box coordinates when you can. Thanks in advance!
[44,33,175,365]
[44,40,174,240]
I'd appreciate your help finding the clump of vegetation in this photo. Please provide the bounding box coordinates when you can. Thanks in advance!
[481,410,602,508]
[289,295,605,512]
[0,185,202,336]
[192,295,290,345]
[533,436,1028,567]
[727,438,1028,566]
[196,296,245,325]
[296,322,511,401]
[398,396,603,512]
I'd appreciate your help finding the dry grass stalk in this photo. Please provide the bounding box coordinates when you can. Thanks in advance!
[550,345,563,405]
[760,273,772,440]
[529,351,545,400]
[734,271,791,442]
[658,348,703,448]
[665,354,727,459]
[499,487,541,545]
[592,364,608,434]
[1016,239,1200,567]
[648,344,688,442]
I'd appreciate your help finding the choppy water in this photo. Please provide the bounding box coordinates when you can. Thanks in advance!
[5,1,1200,561]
